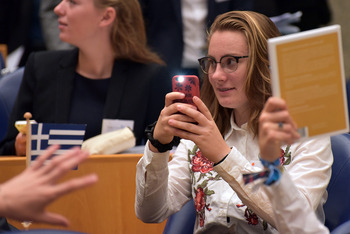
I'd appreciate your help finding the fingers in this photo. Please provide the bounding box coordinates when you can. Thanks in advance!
[262,96,288,112]
[154,93,199,144]
[165,92,185,107]
[261,109,297,130]
[31,145,60,170]
[35,212,70,227]
[53,174,98,197]
[260,97,299,133]
[261,122,298,145]
[192,96,213,120]
[38,147,80,175]
[174,96,211,122]
[42,148,90,182]
[168,97,216,139]
[15,132,27,143]
[174,96,211,120]
[15,133,27,156]
[259,97,300,160]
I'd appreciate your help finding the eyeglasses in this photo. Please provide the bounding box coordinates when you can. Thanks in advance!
[198,55,249,74]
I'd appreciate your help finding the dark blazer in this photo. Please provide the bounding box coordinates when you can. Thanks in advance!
[0,0,33,53]
[0,49,171,155]
[139,0,253,76]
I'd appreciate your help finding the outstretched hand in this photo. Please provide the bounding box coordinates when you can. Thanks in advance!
[259,97,300,162]
[0,145,98,226]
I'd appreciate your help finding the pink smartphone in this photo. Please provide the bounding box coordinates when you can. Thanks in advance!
[172,75,200,106]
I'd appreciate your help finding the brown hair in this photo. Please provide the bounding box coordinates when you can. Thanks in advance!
[200,11,281,137]
[94,0,164,65]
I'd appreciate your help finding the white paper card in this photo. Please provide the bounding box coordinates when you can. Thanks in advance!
[101,119,134,134]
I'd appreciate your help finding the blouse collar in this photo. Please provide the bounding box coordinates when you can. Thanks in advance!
[224,112,248,140]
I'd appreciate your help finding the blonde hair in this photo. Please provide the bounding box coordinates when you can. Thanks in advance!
[94,0,164,65]
[201,11,281,137]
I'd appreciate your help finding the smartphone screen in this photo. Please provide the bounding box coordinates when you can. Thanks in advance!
[172,75,200,106]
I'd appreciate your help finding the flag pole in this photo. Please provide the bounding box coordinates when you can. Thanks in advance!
[24,112,32,167]
[23,112,34,229]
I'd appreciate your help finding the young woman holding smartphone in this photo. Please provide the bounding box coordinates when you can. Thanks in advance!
[136,11,332,233]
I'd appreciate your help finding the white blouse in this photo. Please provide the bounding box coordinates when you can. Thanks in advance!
[135,116,333,233]
[264,172,329,233]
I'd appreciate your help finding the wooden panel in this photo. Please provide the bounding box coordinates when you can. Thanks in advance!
[0,154,166,233]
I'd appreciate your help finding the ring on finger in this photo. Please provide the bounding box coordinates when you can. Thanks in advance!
[278,122,283,130]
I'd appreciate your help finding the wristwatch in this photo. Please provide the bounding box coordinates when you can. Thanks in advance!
[145,121,180,153]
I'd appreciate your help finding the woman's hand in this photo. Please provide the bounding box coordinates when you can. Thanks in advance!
[149,92,198,152]
[258,97,300,162]
[15,133,26,156]
[165,96,231,163]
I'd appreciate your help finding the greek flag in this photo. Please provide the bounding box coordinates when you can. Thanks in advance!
[30,123,86,163]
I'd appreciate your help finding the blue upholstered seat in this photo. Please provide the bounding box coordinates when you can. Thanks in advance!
[324,133,350,232]
[0,67,24,142]
[162,199,196,234]
[331,220,350,234]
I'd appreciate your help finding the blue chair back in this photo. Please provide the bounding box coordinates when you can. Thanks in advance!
[331,220,350,234]
[162,199,196,234]
[0,67,24,142]
[324,133,350,231]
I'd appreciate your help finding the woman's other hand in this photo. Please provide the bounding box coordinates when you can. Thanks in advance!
[258,97,300,162]
[15,133,26,156]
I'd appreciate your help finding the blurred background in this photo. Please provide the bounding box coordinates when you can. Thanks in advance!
[329,0,350,79]
[0,0,349,78]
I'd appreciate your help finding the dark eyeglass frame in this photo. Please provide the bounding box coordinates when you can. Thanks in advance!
[198,55,249,74]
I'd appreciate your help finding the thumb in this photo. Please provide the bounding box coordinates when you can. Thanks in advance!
[35,212,70,227]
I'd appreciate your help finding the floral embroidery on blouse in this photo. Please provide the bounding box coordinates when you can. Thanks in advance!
[280,145,291,166]
[236,204,259,225]
[188,145,221,227]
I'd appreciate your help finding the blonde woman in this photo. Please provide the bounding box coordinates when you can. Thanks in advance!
[0,0,171,156]
[136,11,332,233]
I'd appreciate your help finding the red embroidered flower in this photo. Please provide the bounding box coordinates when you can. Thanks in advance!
[245,208,259,225]
[279,149,285,165]
[191,150,214,174]
[194,187,206,212]
[199,213,205,227]
[237,204,259,226]
[194,187,212,227]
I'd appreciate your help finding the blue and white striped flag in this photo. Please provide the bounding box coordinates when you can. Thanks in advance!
[30,123,86,163]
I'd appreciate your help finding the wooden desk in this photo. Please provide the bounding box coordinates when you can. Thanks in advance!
[0,154,166,233]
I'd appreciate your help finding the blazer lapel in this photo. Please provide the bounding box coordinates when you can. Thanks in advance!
[103,59,129,118]
[55,49,78,123]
